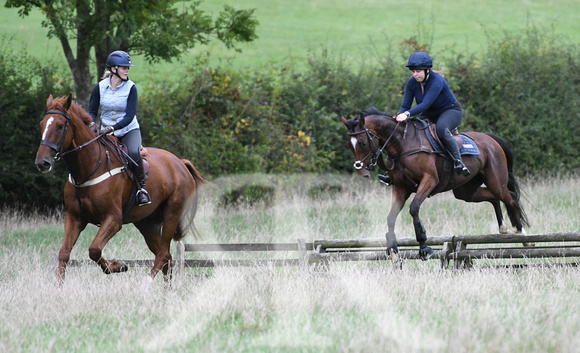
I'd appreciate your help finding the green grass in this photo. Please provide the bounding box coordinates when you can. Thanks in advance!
[2,0,580,349]
[2,175,580,353]
[2,0,580,83]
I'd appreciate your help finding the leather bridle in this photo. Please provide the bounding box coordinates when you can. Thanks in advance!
[40,110,75,161]
[348,122,400,171]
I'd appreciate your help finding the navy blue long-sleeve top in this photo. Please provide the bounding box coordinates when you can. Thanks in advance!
[397,72,458,120]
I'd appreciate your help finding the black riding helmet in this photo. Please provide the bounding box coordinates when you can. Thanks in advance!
[406,52,432,83]
[106,50,134,81]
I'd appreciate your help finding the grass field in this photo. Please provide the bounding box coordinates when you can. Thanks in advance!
[2,1,580,351]
[1,175,580,352]
[2,0,580,81]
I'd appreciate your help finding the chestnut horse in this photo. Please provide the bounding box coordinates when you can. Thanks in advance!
[35,94,204,284]
[342,112,529,262]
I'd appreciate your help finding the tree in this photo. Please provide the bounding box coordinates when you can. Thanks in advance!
[5,0,259,108]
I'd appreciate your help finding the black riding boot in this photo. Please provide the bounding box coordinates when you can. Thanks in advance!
[378,173,392,185]
[134,160,152,206]
[440,128,470,176]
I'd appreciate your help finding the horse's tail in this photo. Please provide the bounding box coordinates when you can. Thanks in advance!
[175,159,206,240]
[485,133,530,228]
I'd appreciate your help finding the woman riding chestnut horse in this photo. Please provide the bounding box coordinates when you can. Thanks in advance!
[36,94,204,285]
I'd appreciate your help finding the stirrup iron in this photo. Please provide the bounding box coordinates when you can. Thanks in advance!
[136,188,152,206]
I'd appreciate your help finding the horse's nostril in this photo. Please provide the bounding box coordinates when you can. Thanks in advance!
[36,160,52,172]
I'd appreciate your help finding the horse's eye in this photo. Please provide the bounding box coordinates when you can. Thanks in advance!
[361,141,367,147]
[56,124,65,131]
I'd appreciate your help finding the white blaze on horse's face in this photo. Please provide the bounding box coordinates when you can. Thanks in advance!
[42,117,55,141]
[350,137,358,150]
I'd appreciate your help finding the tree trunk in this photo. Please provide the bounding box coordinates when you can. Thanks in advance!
[45,0,93,108]
[73,0,94,109]
[94,0,111,80]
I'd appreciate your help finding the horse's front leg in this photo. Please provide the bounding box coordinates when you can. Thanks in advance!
[57,214,87,285]
[410,176,438,260]
[88,215,126,274]
[386,186,410,263]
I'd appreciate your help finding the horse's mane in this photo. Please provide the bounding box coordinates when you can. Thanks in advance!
[51,95,92,126]
[365,114,403,153]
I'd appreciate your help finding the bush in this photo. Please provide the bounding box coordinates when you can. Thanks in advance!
[3,26,580,211]
[0,38,72,211]
[445,26,580,174]
[139,50,409,178]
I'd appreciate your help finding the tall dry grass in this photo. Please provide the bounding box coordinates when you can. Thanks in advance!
[1,174,579,352]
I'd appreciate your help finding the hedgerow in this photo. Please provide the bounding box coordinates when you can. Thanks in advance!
[2,27,579,210]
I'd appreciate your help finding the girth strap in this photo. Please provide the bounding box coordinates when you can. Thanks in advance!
[69,167,125,188]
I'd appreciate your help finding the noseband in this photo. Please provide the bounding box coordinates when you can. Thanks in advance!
[348,122,399,171]
[40,110,75,161]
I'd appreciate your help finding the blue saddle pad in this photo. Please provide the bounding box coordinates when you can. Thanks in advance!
[418,119,480,156]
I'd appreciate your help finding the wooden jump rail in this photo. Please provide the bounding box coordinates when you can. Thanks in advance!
[174,239,314,275]
[310,232,580,269]
[64,232,580,272]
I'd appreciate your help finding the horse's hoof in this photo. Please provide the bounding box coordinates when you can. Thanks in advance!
[499,225,516,234]
[393,259,403,270]
[419,246,434,261]
[107,259,129,273]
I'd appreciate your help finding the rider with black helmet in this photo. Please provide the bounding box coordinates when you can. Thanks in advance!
[393,51,470,176]
[88,50,152,206]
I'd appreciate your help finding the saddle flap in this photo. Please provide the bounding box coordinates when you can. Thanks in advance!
[420,120,480,156]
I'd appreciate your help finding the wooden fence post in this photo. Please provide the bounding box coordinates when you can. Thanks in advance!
[175,240,185,275]
[297,238,307,268]
[440,242,452,269]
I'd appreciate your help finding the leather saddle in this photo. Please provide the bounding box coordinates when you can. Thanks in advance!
[104,135,150,181]
[419,120,479,156]
[427,124,463,152]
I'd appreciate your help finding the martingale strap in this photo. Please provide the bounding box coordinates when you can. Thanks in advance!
[69,166,125,188]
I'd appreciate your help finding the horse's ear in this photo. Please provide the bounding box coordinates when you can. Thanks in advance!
[341,116,349,126]
[358,114,365,127]
[46,94,54,109]
[64,93,73,111]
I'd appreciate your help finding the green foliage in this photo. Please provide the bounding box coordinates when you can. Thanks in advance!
[142,26,580,180]
[140,51,408,178]
[3,25,580,210]
[4,0,260,107]
[445,26,580,174]
[0,38,72,210]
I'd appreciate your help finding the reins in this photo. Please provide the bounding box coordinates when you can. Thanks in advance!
[41,108,129,187]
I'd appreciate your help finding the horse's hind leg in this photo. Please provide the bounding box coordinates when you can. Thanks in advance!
[489,200,513,234]
[453,182,511,233]
[134,219,174,280]
[454,178,525,235]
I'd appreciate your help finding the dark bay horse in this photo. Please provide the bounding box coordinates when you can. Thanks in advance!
[35,94,204,284]
[342,112,529,262]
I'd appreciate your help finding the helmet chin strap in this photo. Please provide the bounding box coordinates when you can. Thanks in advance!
[420,69,430,83]
[111,66,129,82]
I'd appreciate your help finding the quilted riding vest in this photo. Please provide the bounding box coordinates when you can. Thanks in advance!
[98,78,140,137]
